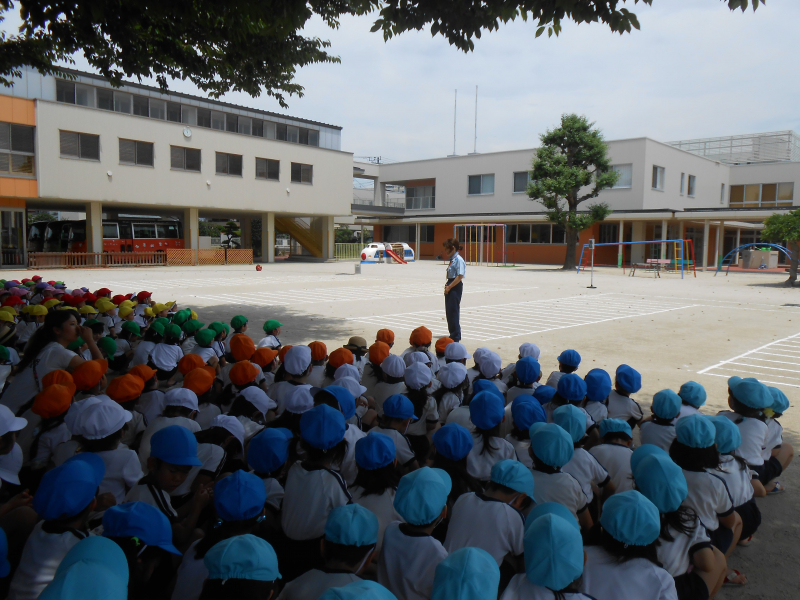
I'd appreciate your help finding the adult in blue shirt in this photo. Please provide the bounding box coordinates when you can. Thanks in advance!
[443,238,466,342]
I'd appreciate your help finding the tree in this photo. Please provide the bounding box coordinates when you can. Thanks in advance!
[27,210,56,225]
[762,209,800,287]
[527,114,618,270]
[0,1,763,105]
[198,221,221,237]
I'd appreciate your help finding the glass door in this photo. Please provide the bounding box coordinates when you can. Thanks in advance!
[1,210,25,266]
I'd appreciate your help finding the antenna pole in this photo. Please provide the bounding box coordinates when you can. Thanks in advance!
[473,85,478,154]
[453,89,457,156]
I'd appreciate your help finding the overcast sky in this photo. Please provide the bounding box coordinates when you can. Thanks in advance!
[3,1,798,162]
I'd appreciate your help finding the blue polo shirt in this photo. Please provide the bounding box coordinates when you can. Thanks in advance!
[447,252,466,280]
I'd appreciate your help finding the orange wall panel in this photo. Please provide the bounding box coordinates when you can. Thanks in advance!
[0,97,36,126]
[0,177,37,199]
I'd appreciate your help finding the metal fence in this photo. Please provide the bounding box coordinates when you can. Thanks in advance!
[335,243,362,261]
[28,249,253,268]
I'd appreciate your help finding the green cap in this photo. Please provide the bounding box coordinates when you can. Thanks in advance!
[231,315,248,329]
[67,337,85,351]
[165,323,182,340]
[24,281,35,287]
[0,345,8,362]
[150,321,166,336]
[83,319,101,327]
[121,321,142,336]
[154,317,170,327]
[97,336,117,357]
[194,328,216,347]
[207,321,230,336]
[263,319,283,333]
[182,320,205,335]
[172,309,191,326]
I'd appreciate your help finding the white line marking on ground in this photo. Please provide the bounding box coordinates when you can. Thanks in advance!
[698,332,800,388]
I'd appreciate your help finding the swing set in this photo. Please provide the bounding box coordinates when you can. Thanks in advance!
[452,224,508,266]
[577,238,697,278]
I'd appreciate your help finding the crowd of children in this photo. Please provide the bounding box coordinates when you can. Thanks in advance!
[0,275,793,600]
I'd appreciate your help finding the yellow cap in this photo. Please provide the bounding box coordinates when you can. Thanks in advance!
[165,301,176,309]
[152,303,168,314]
[29,304,48,316]
[0,312,14,323]
[119,300,135,309]
[43,299,61,309]
[79,305,97,314]
[118,306,134,318]
[190,310,198,320]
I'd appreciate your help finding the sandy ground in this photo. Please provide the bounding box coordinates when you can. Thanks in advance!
[17,258,800,598]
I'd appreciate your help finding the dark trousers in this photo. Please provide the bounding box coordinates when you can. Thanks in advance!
[445,280,463,341]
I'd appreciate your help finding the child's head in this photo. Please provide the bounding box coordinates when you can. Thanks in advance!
[510,397,546,439]
[670,414,719,471]
[230,315,248,333]
[599,490,661,563]
[478,351,502,380]
[709,415,742,455]
[33,453,104,524]
[207,321,230,341]
[409,326,432,350]
[556,373,587,405]
[283,346,313,379]
[379,354,405,382]
[651,389,681,422]
[632,453,687,516]
[309,341,328,365]
[201,535,281,600]
[263,319,282,337]
[0,405,27,455]
[380,394,416,433]
[367,341,389,370]
[584,368,612,403]
[678,381,706,408]
[322,504,379,572]
[404,362,432,392]
[468,391,504,434]
[75,398,132,452]
[299,404,347,465]
[251,348,279,373]
[488,459,533,508]
[97,336,117,361]
[42,536,129,600]
[599,418,633,447]
[107,373,145,406]
[437,362,468,392]
[515,357,542,386]
[553,404,587,447]
[444,341,470,365]
[118,306,135,322]
[194,328,216,349]
[615,364,642,395]
[767,386,790,419]
[248,428,292,476]
[375,328,394,348]
[32,382,74,422]
[230,360,260,389]
[214,470,267,523]
[334,363,361,383]
[353,433,398,493]
[178,353,205,376]
[318,384,357,421]
[432,423,473,463]
[183,367,216,403]
[394,467,451,528]
[523,511,584,593]
[434,337,453,358]
[431,547,500,600]
[529,423,574,472]
[181,319,204,339]
[727,376,773,416]
[147,425,203,492]
[233,387,274,424]
[557,349,581,373]
[532,385,556,406]
[129,365,159,392]
[163,323,182,344]
[162,388,199,419]
[120,320,141,341]
[343,336,368,359]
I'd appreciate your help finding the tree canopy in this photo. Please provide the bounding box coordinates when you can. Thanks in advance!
[0,1,765,106]
[762,209,800,286]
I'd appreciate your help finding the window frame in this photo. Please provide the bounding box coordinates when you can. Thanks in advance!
[118,138,154,167]
[651,165,665,191]
[609,164,633,189]
[687,174,696,197]
[0,122,36,178]
[255,157,280,181]
[468,173,495,196]
[215,152,243,177]
[290,162,313,184]
[680,172,685,195]
[512,171,530,194]
[59,130,100,161]
[170,145,202,172]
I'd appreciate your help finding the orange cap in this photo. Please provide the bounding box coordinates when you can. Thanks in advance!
[128,364,157,383]
[183,367,215,396]
[32,383,75,419]
[435,337,454,354]
[178,354,205,375]
[229,334,256,362]
[107,374,145,403]
[409,326,433,347]
[252,348,278,368]
[230,360,259,387]
[72,359,109,391]
[42,369,74,388]
[376,329,395,345]
[328,347,354,369]
[308,341,328,362]
[278,345,293,365]
[369,341,391,366]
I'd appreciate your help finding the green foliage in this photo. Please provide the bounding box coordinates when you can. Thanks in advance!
[335,229,357,243]
[27,210,56,225]
[198,221,221,237]
[762,208,800,285]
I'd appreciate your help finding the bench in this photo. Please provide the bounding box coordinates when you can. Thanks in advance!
[629,258,671,277]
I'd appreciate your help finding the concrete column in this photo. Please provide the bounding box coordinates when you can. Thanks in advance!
[322,216,335,260]
[630,222,646,264]
[240,216,252,249]
[735,228,741,266]
[183,207,199,250]
[660,219,668,260]
[262,212,274,263]
[714,221,725,268]
[85,202,103,254]
[373,179,383,206]
[702,220,710,271]
[617,221,624,267]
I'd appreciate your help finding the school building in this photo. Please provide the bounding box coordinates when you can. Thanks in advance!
[353,131,800,270]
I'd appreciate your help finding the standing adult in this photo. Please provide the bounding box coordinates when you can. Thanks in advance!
[443,238,466,342]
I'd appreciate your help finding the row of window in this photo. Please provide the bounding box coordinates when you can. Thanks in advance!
[506,223,567,245]
[405,185,436,210]
[730,183,794,208]
[383,225,436,243]
[55,80,321,146]
[0,122,35,177]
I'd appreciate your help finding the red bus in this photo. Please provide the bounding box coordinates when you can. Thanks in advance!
[66,219,185,252]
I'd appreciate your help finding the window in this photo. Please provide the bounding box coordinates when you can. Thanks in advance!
[211,111,225,130]
[216,152,243,176]
[720,183,725,206]
[531,224,551,243]
[76,85,94,107]
[420,225,435,242]
[166,102,181,123]
[516,224,531,243]
[0,123,35,176]
[170,146,201,172]
[299,128,309,145]
[60,131,99,160]
[133,96,149,117]
[276,124,288,141]
[97,89,114,111]
[687,175,696,197]
[405,186,435,210]
[778,183,794,205]
[599,223,619,244]
[156,223,180,238]
[181,106,197,126]
[252,120,264,137]
[225,114,238,133]
[149,99,166,120]
[730,185,744,206]
[290,162,313,184]
[610,164,632,189]
[652,165,665,190]
[552,225,566,244]
[255,158,279,181]
[468,174,495,195]
[133,223,156,239]
[56,80,76,104]
[287,126,299,143]
[102,224,119,238]
[308,130,319,147]
[114,92,132,114]
[119,139,154,167]
[264,122,277,140]
[197,108,212,128]
[238,117,251,136]
[513,171,530,193]
[680,173,685,195]
[736,182,795,207]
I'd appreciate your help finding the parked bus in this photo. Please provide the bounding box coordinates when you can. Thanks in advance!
[42,220,78,252]
[28,218,184,253]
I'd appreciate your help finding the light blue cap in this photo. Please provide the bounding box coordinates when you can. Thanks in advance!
[150,425,202,466]
[102,502,181,555]
[652,389,682,420]
[553,404,587,443]
[532,385,556,404]
[356,433,396,470]
[214,470,267,522]
[34,458,105,521]
[710,416,742,454]
[615,364,642,393]
[39,537,128,600]
[633,454,687,513]
[431,547,500,600]
[631,444,668,473]
[524,514,584,591]
[728,376,773,409]
[599,418,632,439]
[325,504,379,547]
[678,381,706,408]
[525,502,580,534]
[515,357,541,384]
[490,459,534,496]
[471,379,505,401]
[585,369,612,402]
[469,391,505,430]
[675,414,716,448]
[557,373,587,402]
[0,528,9,577]
[432,423,473,461]
[323,385,357,420]
[383,394,418,421]
[528,422,548,439]
[600,490,661,546]
[768,387,790,414]
[319,581,398,600]
[300,404,346,450]
[531,423,574,468]
[394,467,452,525]
[557,350,581,368]
[511,396,546,431]
[248,428,292,474]
[204,534,281,581]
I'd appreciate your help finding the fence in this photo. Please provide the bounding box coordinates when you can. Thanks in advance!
[28,249,252,268]
[335,243,362,261]
[166,249,253,266]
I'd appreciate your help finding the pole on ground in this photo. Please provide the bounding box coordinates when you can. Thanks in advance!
[587,238,596,288]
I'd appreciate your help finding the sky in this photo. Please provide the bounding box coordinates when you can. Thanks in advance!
[3,1,799,162]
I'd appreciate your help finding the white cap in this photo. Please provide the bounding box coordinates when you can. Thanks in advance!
[438,362,468,389]
[404,351,431,367]
[64,396,104,433]
[381,354,405,378]
[285,384,314,414]
[472,347,491,365]
[336,376,367,398]
[75,398,133,440]
[284,345,312,376]
[239,386,277,417]
[164,388,199,411]
[334,364,361,382]
[210,414,245,451]
[479,351,502,378]
[0,405,27,437]
[0,443,23,485]
[404,362,433,390]
[519,342,541,360]
[444,342,470,361]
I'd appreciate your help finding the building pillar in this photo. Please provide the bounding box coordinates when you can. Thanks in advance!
[183,208,199,250]
[416,223,421,259]
[617,221,624,267]
[735,228,741,266]
[702,220,710,271]
[660,219,668,260]
[321,216,335,260]
[262,212,274,263]
[85,202,103,254]
[240,216,252,249]
[714,221,725,268]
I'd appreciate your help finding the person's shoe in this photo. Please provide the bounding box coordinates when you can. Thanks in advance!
[766,481,785,495]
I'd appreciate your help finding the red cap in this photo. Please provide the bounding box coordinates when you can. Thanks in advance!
[31,275,42,281]
[83,293,97,303]
[137,291,152,301]
[111,294,127,305]
[95,288,112,296]
[2,297,23,306]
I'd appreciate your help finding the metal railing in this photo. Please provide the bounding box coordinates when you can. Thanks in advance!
[335,243,362,261]
[29,252,168,268]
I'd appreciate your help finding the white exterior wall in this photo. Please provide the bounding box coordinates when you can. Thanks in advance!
[728,162,800,206]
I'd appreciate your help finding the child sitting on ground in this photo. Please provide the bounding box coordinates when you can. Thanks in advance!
[434,362,468,425]
[640,389,681,452]
[589,418,634,493]
[368,394,419,473]
[505,397,546,468]
[606,364,644,427]
[248,427,293,514]
[467,391,516,483]
[545,349,580,389]
[677,381,706,420]
[505,357,541,404]
[583,368,611,424]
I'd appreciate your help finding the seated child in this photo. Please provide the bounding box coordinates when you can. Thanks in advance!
[505,397,546,468]
[130,321,163,368]
[149,324,185,384]
[258,319,283,350]
[251,347,279,388]
[443,341,471,366]
[307,341,329,388]
[400,327,438,376]
[506,357,541,404]
[183,367,219,430]
[106,373,147,449]
[432,547,500,600]
[29,383,73,470]
[343,336,369,376]
[248,427,293,513]
[606,365,644,427]
[434,362,468,424]
[500,342,541,386]
[368,395,419,472]
[545,349,580,389]
[476,351,507,397]
[268,346,313,415]
[403,363,439,460]
[640,389,681,452]
[200,535,281,600]
[762,387,793,493]
[467,391,516,482]
[189,329,219,369]
[371,355,407,415]
[589,419,634,492]
[583,368,611,424]
[36,536,128,600]
[677,381,706,420]
[180,320,204,355]
[138,388,202,472]
[433,337,453,370]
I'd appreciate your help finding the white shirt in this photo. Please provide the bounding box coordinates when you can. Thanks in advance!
[582,545,678,600]
[437,390,463,424]
[96,447,144,504]
[466,434,517,481]
[372,382,408,416]
[15,321,40,344]
[137,390,165,424]
[171,540,207,600]
[506,386,536,405]
[717,411,768,466]
[545,371,564,389]
[562,447,609,503]
[189,346,216,364]
[150,343,184,372]
[501,575,594,600]
[125,480,178,519]
[114,338,131,357]
[584,401,608,424]
[278,570,361,600]
[713,455,754,507]
[406,397,439,436]
[350,486,403,554]
[606,390,643,423]
[281,462,350,540]
[445,405,475,432]
[763,418,783,461]
[172,443,226,497]
[676,404,700,421]
[30,423,72,469]
[258,334,281,349]
[681,469,733,531]
[268,381,303,415]
[444,492,524,566]
[337,424,366,486]
[306,365,327,388]
[369,427,416,466]
[196,403,222,430]
[589,443,634,492]
[505,434,532,468]
[639,421,677,453]
[378,522,448,600]
[262,477,285,511]
[530,470,588,521]
[138,415,201,472]
[2,341,75,413]
[181,337,198,355]
[657,521,712,577]
[120,410,147,449]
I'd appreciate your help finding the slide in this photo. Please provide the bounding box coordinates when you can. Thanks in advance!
[384,248,407,264]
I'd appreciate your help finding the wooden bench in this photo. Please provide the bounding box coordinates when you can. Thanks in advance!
[629,258,671,277]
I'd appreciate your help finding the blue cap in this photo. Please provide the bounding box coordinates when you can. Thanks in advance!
[394,467,452,525]
[557,374,587,402]
[214,470,267,522]
[675,414,716,448]
[39,537,128,600]
[528,422,548,439]
[325,504,379,546]
[323,385,357,420]
[768,387,790,414]
[599,418,632,439]
[510,397,546,431]
[432,423,473,461]
[710,416,742,454]
[469,391,504,430]
[431,547,500,600]
[0,528,9,577]
[633,454,687,513]
[585,369,612,402]
[300,404,346,450]
[204,534,281,581]
[34,459,104,521]
[630,444,668,473]
[491,459,534,496]
[525,502,580,534]
[557,350,581,368]
[601,490,661,546]
[515,357,541,384]
[65,453,105,487]
[150,425,202,466]
[652,389,682,420]
[248,428,292,474]
[678,381,706,408]
[102,502,181,555]
[471,379,504,400]
[524,514,584,591]
[553,404,587,443]
[531,423,573,468]
[319,581,398,600]
[356,433,396,470]
[532,385,556,405]
[728,377,773,409]
[383,394,417,421]
[615,364,642,393]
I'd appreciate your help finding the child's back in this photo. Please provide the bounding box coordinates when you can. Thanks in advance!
[562,447,609,504]
[378,521,447,600]
[717,410,767,466]
[639,420,677,452]
[466,432,516,481]
[582,545,676,600]
[589,443,633,492]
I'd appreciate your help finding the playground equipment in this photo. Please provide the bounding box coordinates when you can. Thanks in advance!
[577,239,697,279]
[452,224,507,266]
[715,243,792,276]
